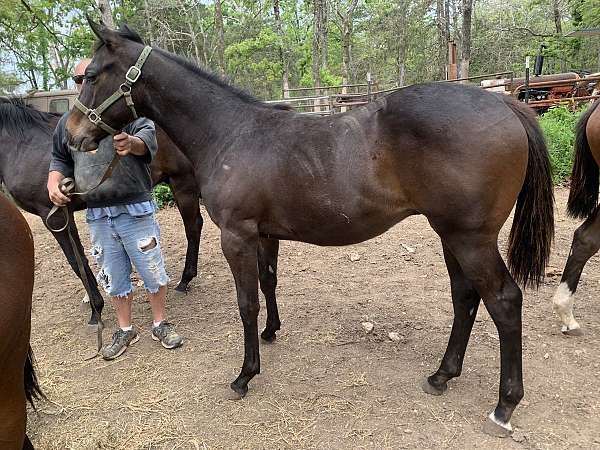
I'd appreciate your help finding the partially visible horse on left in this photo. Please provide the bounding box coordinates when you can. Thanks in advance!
[0,192,43,450]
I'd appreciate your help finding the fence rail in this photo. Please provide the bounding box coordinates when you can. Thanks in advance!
[270,70,598,115]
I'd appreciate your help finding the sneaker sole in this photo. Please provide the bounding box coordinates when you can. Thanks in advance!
[102,333,140,360]
[152,333,183,349]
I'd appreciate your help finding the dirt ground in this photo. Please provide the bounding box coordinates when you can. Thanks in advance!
[25,187,599,449]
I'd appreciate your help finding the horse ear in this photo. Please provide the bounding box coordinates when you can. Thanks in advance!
[87,15,119,47]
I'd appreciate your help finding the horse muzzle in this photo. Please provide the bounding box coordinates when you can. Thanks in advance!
[68,133,100,152]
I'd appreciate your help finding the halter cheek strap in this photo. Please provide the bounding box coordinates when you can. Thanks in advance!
[74,45,152,136]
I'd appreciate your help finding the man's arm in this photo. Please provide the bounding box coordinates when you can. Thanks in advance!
[48,115,74,206]
[114,118,158,162]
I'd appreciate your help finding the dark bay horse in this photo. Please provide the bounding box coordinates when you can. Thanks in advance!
[0,192,42,450]
[66,22,555,436]
[0,97,203,325]
[553,99,600,335]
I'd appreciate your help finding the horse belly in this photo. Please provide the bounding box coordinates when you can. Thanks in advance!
[260,201,416,246]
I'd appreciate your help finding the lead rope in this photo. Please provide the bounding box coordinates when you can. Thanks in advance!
[45,154,124,358]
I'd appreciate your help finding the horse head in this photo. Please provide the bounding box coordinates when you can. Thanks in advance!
[66,17,150,152]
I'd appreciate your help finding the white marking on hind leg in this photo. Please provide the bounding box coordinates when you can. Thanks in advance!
[552,282,581,332]
[82,293,90,304]
[488,411,512,432]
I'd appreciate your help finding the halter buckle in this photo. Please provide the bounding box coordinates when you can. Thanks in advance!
[87,110,101,124]
[120,83,132,94]
[125,66,141,83]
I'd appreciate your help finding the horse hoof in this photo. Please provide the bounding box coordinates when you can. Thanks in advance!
[261,329,277,343]
[482,414,512,438]
[562,327,583,337]
[88,316,100,326]
[174,282,189,295]
[421,377,447,396]
[173,288,188,297]
[228,382,248,400]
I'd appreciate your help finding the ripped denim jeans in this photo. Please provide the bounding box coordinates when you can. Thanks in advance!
[87,212,170,297]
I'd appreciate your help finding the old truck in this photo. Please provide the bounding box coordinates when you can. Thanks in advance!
[22,89,78,114]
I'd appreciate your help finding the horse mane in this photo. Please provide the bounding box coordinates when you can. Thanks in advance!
[113,24,290,110]
[0,97,57,139]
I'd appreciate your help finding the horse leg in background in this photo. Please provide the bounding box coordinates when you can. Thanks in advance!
[220,224,261,398]
[423,242,481,395]
[169,176,203,293]
[258,238,281,342]
[22,435,34,450]
[443,233,523,437]
[43,209,104,325]
[553,206,600,336]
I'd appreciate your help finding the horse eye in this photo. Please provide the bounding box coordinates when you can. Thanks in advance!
[85,73,97,84]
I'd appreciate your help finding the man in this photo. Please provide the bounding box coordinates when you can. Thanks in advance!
[48,59,183,360]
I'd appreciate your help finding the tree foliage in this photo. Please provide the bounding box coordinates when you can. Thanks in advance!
[1,0,599,98]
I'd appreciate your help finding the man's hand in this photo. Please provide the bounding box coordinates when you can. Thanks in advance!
[47,170,70,206]
[113,132,147,156]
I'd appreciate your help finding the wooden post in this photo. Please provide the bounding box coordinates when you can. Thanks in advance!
[524,56,530,104]
[447,40,458,80]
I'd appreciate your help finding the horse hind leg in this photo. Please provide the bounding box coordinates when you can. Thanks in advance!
[258,238,281,342]
[442,234,524,437]
[423,242,481,396]
[553,207,600,336]
[169,176,203,293]
[23,435,34,450]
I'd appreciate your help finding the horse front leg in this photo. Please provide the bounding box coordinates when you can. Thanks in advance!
[258,238,281,342]
[221,224,260,398]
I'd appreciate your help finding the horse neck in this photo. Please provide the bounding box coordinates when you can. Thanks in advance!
[138,51,260,180]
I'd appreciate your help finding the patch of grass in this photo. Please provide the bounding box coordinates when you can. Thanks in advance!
[152,183,175,209]
[538,105,588,184]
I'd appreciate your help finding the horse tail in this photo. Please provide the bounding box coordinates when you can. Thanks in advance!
[502,97,555,288]
[567,100,600,219]
[24,345,43,409]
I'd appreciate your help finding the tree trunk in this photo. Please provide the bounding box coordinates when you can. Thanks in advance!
[338,0,358,86]
[312,0,328,111]
[436,0,447,79]
[312,0,328,88]
[273,0,290,98]
[552,0,566,71]
[398,42,406,86]
[552,0,562,35]
[96,0,115,28]
[460,0,472,79]
[214,0,225,75]
[396,1,408,86]
[143,0,154,44]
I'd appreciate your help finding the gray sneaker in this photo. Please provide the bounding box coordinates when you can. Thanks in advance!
[152,321,183,349]
[101,328,139,360]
